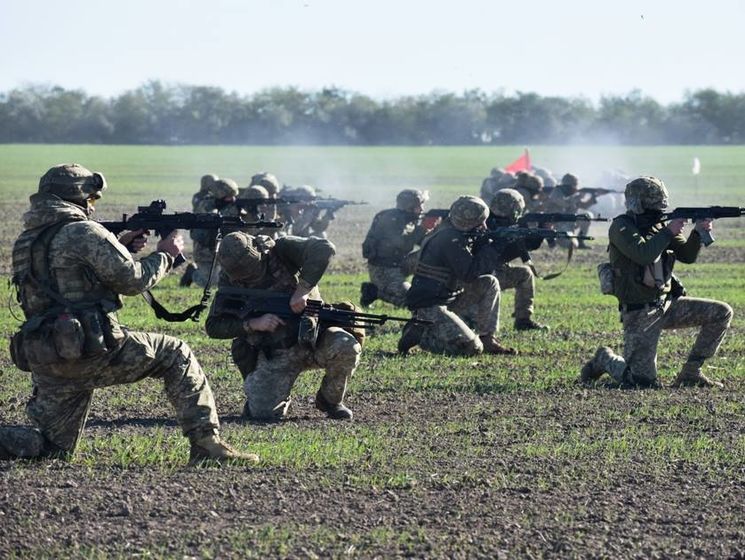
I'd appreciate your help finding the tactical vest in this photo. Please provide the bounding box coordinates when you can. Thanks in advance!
[363,209,421,267]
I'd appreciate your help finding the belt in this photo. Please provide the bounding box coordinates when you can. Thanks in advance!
[619,297,667,313]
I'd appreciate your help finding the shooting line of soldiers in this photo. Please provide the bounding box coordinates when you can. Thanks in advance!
[0,162,740,465]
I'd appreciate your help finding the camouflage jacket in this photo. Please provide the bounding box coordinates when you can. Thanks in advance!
[12,193,174,323]
[609,212,702,305]
[362,208,427,267]
[205,236,334,341]
[406,222,487,309]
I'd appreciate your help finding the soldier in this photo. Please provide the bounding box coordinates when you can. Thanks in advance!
[236,184,280,238]
[0,163,257,465]
[480,170,517,207]
[249,172,281,199]
[544,173,594,249]
[486,189,549,331]
[192,173,219,209]
[205,232,362,421]
[180,177,241,288]
[399,195,517,356]
[513,171,546,213]
[360,189,436,308]
[279,184,333,238]
[580,176,733,388]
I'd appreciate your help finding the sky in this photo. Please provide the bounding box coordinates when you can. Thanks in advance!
[1,0,744,104]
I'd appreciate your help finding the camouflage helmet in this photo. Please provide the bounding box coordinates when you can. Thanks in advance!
[200,173,219,193]
[490,188,526,223]
[38,163,107,203]
[515,171,544,195]
[283,184,316,201]
[559,173,579,195]
[217,231,273,282]
[449,196,489,231]
[490,167,505,178]
[495,172,518,188]
[624,176,669,214]
[396,189,429,212]
[250,172,280,196]
[209,178,239,199]
[238,185,269,201]
[533,166,557,188]
[479,178,500,206]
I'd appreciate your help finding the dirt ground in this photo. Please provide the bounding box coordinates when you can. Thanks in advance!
[2,387,745,559]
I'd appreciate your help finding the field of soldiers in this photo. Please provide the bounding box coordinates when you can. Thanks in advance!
[0,144,744,558]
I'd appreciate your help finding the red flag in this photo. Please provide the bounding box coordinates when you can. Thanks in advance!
[504,148,531,173]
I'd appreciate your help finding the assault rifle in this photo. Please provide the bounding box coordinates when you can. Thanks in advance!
[310,197,368,211]
[662,206,745,246]
[235,197,295,211]
[213,287,431,344]
[578,187,624,197]
[518,212,608,226]
[473,226,594,248]
[99,199,284,265]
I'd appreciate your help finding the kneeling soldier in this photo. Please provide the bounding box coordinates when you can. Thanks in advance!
[206,232,362,421]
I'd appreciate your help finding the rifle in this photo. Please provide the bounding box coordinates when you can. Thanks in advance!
[213,287,431,346]
[235,197,296,211]
[518,212,608,226]
[474,226,594,248]
[98,199,284,265]
[310,197,368,211]
[662,206,745,246]
[578,187,624,197]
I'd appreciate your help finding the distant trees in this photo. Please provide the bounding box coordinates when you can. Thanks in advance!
[1,82,744,145]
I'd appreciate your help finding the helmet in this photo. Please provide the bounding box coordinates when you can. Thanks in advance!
[217,232,274,281]
[490,188,526,224]
[238,185,269,201]
[38,163,107,204]
[200,174,219,193]
[480,178,500,206]
[396,189,429,212]
[624,176,669,214]
[449,196,489,231]
[283,184,316,201]
[534,166,557,188]
[495,172,517,188]
[559,173,579,195]
[490,167,505,178]
[515,172,544,195]
[250,172,280,196]
[209,178,239,199]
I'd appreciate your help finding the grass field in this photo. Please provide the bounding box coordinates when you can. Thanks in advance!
[0,145,744,558]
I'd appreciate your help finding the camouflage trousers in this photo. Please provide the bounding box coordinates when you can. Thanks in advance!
[25,331,220,455]
[494,263,535,321]
[555,209,592,249]
[242,327,362,421]
[414,274,501,356]
[192,241,219,288]
[594,296,733,384]
[368,264,410,308]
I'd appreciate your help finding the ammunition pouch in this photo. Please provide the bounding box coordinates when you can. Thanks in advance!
[10,306,120,370]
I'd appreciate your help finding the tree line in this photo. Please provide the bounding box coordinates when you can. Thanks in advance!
[1,81,744,145]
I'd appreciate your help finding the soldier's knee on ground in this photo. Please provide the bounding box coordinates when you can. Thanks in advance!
[244,398,291,422]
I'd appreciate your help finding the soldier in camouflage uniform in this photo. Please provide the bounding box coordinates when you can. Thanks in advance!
[180,178,241,288]
[279,184,334,238]
[236,184,280,238]
[400,196,517,357]
[486,189,549,331]
[544,173,594,249]
[580,176,733,388]
[360,189,436,308]
[513,171,547,214]
[205,232,362,421]
[480,169,517,207]
[0,164,257,465]
[249,172,281,199]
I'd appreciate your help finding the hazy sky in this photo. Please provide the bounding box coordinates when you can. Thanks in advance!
[2,0,744,103]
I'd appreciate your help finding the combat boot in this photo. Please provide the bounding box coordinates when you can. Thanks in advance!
[188,432,260,466]
[671,362,723,389]
[315,391,353,420]
[397,319,424,355]
[179,263,196,287]
[479,335,518,355]
[360,282,378,307]
[514,318,549,331]
[579,346,613,385]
